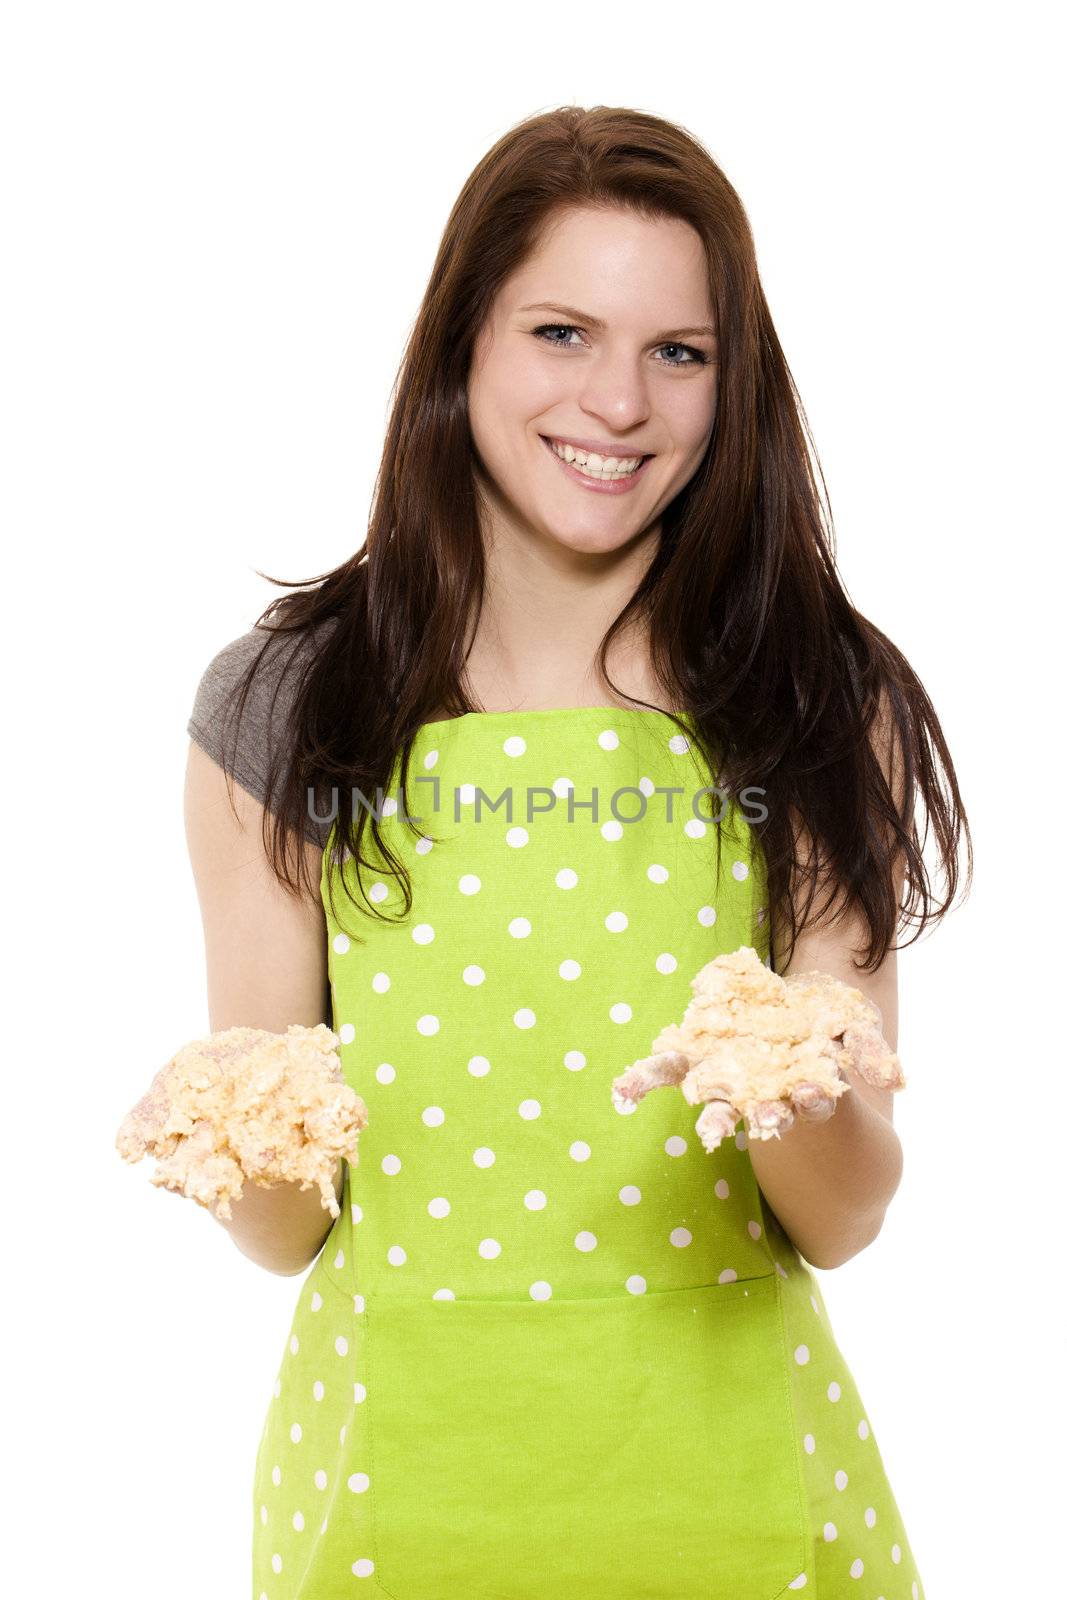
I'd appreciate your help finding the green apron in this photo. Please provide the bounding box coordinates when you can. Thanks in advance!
[251,708,925,1598]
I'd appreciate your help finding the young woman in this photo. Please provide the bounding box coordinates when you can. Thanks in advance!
[186,105,968,1600]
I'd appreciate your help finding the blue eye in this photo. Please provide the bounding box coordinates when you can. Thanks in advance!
[531,324,709,368]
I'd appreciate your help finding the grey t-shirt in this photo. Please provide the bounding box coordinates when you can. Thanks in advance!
[186,619,337,849]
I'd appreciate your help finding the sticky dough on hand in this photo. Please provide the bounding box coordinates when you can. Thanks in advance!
[610,945,905,1154]
[115,1023,368,1220]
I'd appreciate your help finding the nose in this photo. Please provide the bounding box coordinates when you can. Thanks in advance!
[574,351,653,437]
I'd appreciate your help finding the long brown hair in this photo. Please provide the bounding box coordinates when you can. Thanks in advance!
[216,104,971,972]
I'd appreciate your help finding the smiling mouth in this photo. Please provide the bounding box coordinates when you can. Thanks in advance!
[539,434,652,481]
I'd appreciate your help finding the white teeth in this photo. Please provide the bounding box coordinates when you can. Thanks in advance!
[548,439,644,479]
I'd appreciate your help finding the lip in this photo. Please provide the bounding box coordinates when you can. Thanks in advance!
[539,433,653,495]
[540,432,653,460]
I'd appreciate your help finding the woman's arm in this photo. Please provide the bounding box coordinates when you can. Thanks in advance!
[183,739,342,1276]
[749,697,906,1271]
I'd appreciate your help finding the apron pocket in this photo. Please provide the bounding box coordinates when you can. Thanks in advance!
[364,1274,806,1599]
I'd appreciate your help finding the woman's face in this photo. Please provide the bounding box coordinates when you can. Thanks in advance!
[467,204,719,562]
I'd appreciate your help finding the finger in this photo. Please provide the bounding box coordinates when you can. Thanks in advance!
[789,1081,836,1122]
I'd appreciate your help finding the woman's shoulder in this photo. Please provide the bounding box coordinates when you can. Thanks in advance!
[186,614,339,843]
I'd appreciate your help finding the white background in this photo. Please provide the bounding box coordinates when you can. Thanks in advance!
[4,3,1063,1595]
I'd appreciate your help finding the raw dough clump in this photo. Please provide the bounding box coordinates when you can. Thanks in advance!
[115,1023,368,1220]
[611,945,905,1154]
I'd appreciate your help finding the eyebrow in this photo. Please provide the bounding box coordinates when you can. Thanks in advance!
[518,301,717,341]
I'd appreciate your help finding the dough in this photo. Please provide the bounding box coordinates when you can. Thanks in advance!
[115,1023,368,1220]
[611,945,905,1154]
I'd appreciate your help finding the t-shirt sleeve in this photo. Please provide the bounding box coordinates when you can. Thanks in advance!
[186,622,333,850]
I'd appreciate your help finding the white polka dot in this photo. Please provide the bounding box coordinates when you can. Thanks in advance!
[335,1336,348,1356]
[849,1558,864,1578]
[293,1511,305,1532]
[352,1558,375,1577]
[310,1292,322,1312]
[503,735,526,757]
[381,796,398,818]
[339,1022,356,1045]
[369,882,388,903]
[514,1007,536,1029]
[381,1154,402,1175]
[289,1334,300,1355]
[473,1147,495,1168]
[530,1281,552,1301]
[431,1288,456,1301]
[459,874,481,895]
[354,1381,366,1401]
[415,836,433,855]
[314,1470,328,1490]
[422,1106,445,1127]
[518,1099,541,1119]
[290,1423,302,1443]
[827,1381,842,1402]
[714,1178,730,1199]
[718,1268,738,1284]
[625,1275,647,1295]
[834,1469,848,1490]
[458,783,476,805]
[272,1554,283,1574]
[313,1381,324,1402]
[794,1344,810,1365]
[569,1140,590,1161]
[260,1505,267,1525]
[333,933,350,955]
[605,911,628,932]
[468,1055,491,1077]
[333,1250,344,1271]
[747,1220,762,1239]
[347,1473,370,1493]
[506,826,529,848]
[669,1227,693,1248]
[599,820,623,842]
[412,923,435,944]
[655,952,678,974]
[787,1577,808,1591]
[509,917,532,938]
[386,1246,406,1266]
[552,777,574,797]
[271,1465,281,1486]
[639,776,655,796]
[619,1184,641,1205]
[823,1522,837,1541]
[564,1050,586,1071]
[428,1197,450,1218]
[803,1433,816,1454]
[575,1231,597,1252]
[556,868,578,889]
[609,1002,632,1022]
[732,860,749,881]
[648,863,669,883]
[479,1238,502,1260]
[735,1128,748,1150]
[858,1419,870,1440]
[416,1014,440,1036]
[697,904,717,926]
[684,819,707,839]
[598,729,620,750]
[559,959,582,980]
[524,1190,547,1211]
[371,972,390,993]
[864,1507,876,1528]
[891,1544,902,1563]
[376,1062,396,1083]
